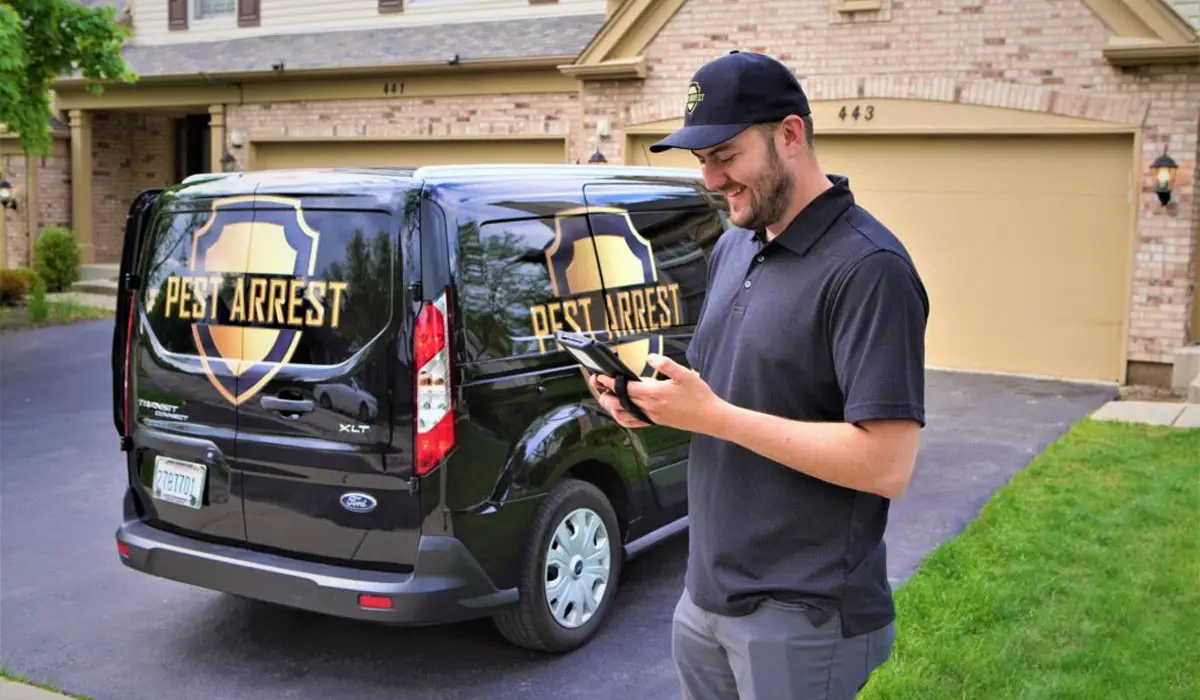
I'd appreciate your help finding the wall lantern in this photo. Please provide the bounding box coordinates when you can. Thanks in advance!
[1150,147,1178,206]
[220,151,237,172]
[587,149,607,164]
[0,178,16,210]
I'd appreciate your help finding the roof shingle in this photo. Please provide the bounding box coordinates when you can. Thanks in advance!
[115,14,607,78]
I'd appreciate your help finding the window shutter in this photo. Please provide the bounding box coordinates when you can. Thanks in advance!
[238,0,260,27]
[168,0,188,30]
[379,0,403,14]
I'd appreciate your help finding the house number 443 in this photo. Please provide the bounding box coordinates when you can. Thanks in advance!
[838,104,875,121]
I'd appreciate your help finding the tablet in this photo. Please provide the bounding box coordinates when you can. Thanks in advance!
[553,330,641,381]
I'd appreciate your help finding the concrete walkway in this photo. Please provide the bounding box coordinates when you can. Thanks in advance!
[0,680,76,700]
[1089,400,1200,428]
[45,291,117,312]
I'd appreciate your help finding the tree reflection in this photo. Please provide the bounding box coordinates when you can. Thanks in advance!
[456,218,557,362]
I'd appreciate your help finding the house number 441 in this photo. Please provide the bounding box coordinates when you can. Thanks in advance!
[838,104,874,121]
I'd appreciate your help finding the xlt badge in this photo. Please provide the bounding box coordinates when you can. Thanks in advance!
[339,423,369,434]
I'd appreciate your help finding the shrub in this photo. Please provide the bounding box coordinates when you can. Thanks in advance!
[33,227,81,293]
[0,269,31,306]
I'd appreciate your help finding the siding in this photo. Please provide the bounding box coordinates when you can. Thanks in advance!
[1167,0,1200,30]
[131,0,605,46]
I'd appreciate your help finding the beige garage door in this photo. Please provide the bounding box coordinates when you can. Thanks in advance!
[253,138,566,170]
[629,133,1135,383]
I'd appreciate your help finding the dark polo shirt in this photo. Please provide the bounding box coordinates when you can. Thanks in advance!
[683,174,929,638]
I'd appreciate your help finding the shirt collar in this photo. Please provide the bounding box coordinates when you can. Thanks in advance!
[751,174,855,256]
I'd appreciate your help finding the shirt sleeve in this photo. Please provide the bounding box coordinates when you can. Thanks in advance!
[828,249,930,427]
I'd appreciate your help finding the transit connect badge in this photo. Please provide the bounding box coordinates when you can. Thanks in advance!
[158,195,348,406]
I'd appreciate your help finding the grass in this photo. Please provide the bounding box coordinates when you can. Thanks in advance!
[0,667,88,699]
[0,297,112,333]
[861,419,1200,700]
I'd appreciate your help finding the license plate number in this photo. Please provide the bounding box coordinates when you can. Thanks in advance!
[152,456,207,510]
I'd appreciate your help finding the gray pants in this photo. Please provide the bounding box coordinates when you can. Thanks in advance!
[671,588,894,700]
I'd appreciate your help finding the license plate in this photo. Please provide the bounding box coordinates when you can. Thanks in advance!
[151,456,207,509]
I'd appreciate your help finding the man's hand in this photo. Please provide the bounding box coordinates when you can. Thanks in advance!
[590,354,726,434]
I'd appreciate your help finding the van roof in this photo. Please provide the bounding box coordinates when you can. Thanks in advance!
[180,163,705,188]
[172,164,717,217]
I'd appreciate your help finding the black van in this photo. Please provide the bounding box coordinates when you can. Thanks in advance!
[111,163,727,652]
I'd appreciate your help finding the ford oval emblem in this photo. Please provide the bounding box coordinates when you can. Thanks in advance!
[339,492,377,514]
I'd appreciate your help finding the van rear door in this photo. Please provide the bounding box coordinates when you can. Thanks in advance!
[231,187,421,570]
[123,184,254,543]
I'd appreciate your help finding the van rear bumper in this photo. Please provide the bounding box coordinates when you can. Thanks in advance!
[115,517,518,626]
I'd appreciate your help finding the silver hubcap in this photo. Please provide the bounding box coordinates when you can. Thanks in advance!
[544,507,611,629]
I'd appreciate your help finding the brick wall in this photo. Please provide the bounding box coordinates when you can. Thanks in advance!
[226,91,581,162]
[90,111,173,263]
[1,142,72,268]
[586,0,1200,366]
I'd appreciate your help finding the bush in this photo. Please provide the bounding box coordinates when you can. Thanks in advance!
[33,227,81,293]
[0,268,31,306]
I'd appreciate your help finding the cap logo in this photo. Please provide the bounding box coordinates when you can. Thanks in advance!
[685,82,705,114]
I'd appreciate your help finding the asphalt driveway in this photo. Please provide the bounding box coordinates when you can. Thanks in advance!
[0,320,1116,700]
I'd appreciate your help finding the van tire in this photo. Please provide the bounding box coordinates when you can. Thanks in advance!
[492,478,622,653]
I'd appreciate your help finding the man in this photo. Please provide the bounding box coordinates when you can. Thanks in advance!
[590,51,930,700]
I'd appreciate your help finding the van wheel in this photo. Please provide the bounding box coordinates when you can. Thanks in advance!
[493,478,622,653]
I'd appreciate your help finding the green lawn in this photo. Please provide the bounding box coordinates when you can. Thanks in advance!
[861,419,1200,700]
[0,298,112,333]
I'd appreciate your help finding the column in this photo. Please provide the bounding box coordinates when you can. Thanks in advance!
[209,104,226,173]
[25,152,37,265]
[69,109,94,265]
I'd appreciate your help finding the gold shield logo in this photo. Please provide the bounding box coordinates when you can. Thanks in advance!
[685,82,705,114]
[543,206,666,381]
[187,195,322,406]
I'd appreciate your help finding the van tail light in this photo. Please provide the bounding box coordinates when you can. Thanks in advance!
[122,291,136,438]
[414,288,455,477]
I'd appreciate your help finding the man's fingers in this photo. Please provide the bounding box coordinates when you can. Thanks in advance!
[597,391,648,428]
[647,353,688,380]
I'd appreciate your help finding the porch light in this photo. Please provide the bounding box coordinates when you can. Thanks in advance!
[0,179,15,210]
[220,151,237,172]
[588,149,607,164]
[1150,147,1178,206]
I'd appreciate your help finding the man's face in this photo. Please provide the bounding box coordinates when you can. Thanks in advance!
[693,125,794,231]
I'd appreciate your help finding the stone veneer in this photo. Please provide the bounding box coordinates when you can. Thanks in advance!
[90,111,173,264]
[225,91,581,162]
[1,139,72,268]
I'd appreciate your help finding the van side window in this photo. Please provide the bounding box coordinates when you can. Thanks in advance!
[621,207,725,330]
[138,204,396,368]
[456,215,590,362]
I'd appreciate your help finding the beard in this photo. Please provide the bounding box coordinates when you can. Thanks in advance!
[725,139,794,232]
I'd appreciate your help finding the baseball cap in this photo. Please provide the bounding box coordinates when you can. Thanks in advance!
[649,50,811,153]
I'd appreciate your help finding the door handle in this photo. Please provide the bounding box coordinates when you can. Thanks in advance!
[260,396,315,414]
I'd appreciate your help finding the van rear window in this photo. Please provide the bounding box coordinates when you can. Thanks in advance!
[138,201,395,367]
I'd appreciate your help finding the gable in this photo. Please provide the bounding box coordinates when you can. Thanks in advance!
[560,0,1198,79]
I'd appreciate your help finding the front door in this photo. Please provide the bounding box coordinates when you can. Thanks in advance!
[580,181,724,515]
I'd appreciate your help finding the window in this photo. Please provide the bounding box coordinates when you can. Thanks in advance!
[195,0,235,19]
[140,203,396,368]
[456,216,589,363]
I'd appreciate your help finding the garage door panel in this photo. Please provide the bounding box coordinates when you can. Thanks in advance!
[629,131,1133,383]
[253,138,566,170]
